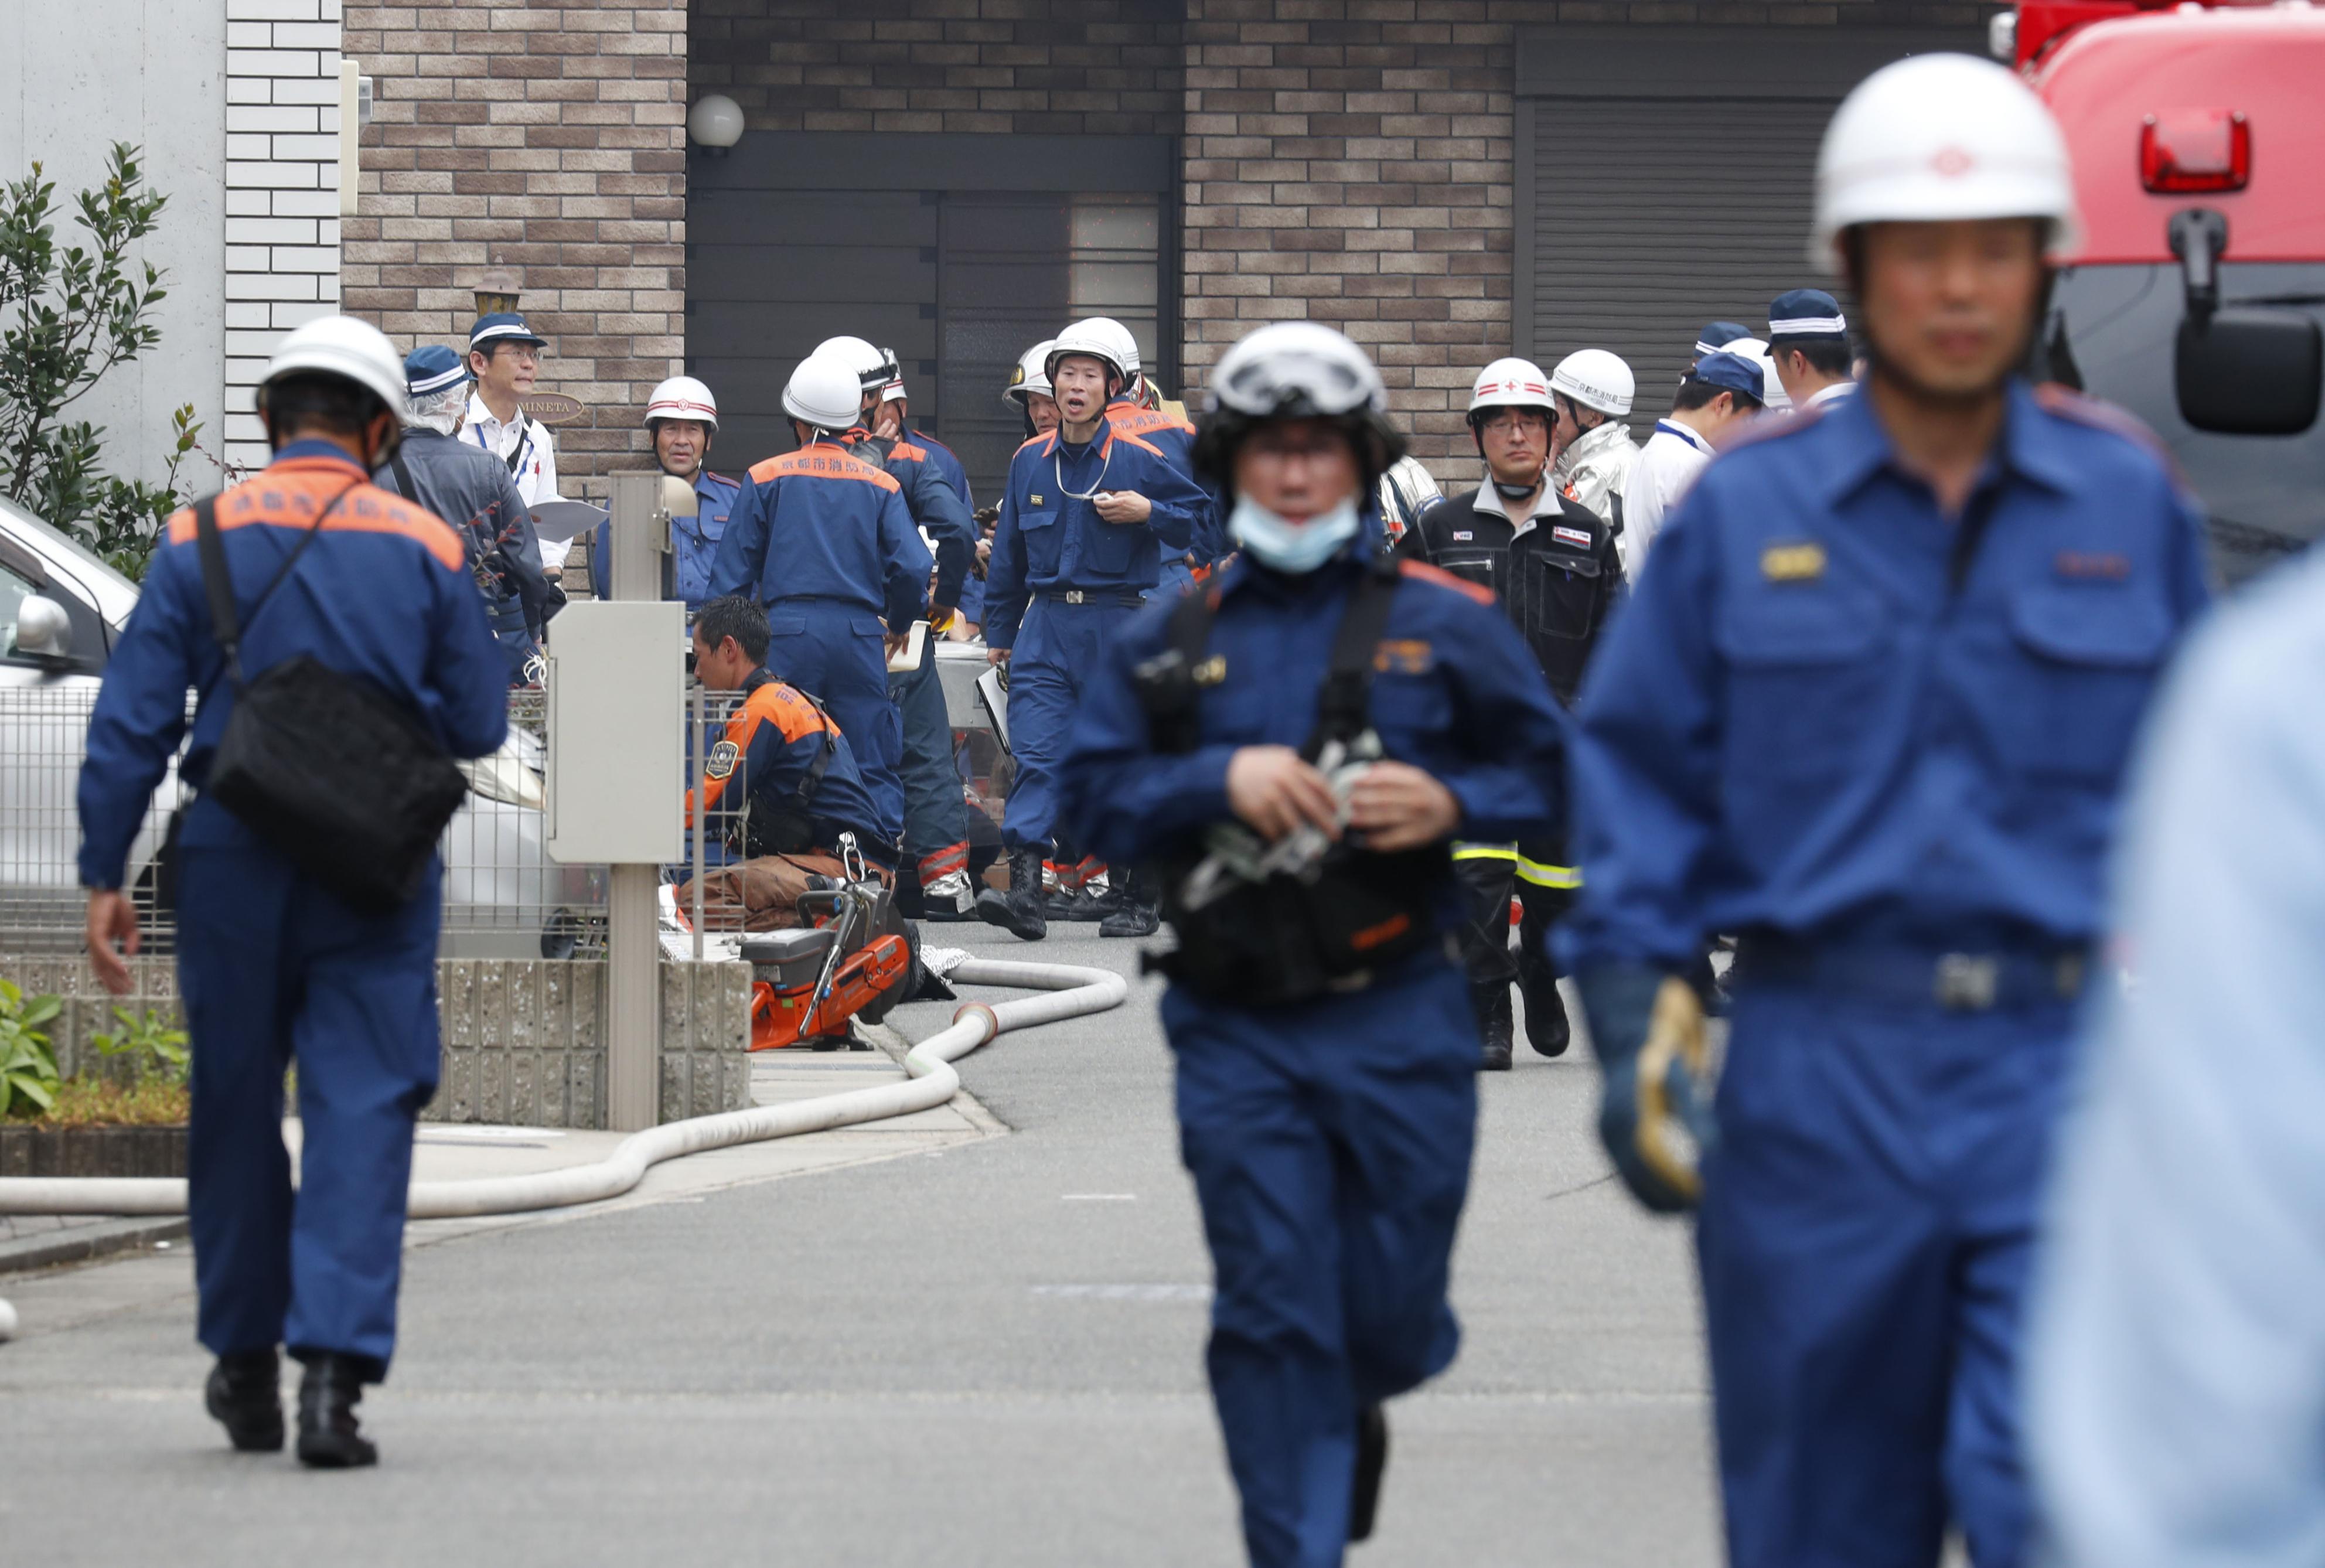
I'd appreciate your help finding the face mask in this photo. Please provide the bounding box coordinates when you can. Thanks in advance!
[1229,493,1362,575]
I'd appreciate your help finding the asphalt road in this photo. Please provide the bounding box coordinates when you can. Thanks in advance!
[0,925,1717,1566]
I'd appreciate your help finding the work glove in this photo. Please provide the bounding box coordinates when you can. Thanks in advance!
[1576,962,1718,1214]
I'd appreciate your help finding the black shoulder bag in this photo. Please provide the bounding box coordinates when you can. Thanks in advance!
[1142,555,1450,1007]
[192,489,472,914]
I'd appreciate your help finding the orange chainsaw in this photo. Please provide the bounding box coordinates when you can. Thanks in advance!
[741,867,923,1052]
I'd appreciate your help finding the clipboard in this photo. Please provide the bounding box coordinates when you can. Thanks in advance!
[885,619,929,673]
[529,498,609,544]
[976,664,1010,752]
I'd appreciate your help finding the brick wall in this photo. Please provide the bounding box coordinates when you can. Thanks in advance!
[691,0,1184,136]
[224,0,350,471]
[340,1,688,488]
[1181,0,2000,471]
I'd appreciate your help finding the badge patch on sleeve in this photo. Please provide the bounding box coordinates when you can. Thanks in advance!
[1552,525,1594,550]
[705,740,740,781]
[1760,541,1827,582]
[1373,639,1434,675]
[2054,550,2130,581]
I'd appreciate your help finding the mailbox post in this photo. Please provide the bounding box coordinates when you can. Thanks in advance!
[544,472,691,1131]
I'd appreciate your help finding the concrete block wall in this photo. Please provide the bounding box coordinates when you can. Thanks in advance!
[340,0,690,488]
[224,0,349,471]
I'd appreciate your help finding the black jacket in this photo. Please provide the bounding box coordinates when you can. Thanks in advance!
[1396,485,1624,705]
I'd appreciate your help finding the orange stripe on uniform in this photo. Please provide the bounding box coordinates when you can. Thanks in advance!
[746,448,903,492]
[166,477,465,572]
[745,681,838,744]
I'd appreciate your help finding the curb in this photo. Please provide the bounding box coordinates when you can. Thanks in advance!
[0,1216,189,1277]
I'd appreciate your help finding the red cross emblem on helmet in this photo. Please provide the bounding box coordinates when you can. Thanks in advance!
[1931,146,1975,178]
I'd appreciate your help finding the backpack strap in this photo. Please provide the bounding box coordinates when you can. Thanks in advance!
[191,482,359,690]
[1305,553,1402,759]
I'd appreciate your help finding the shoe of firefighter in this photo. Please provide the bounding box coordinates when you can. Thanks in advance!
[1097,897,1159,939]
[1476,984,1514,1072]
[294,1353,379,1469]
[975,847,1048,942]
[1349,1404,1390,1542]
[205,1348,285,1453]
[1518,962,1571,1058]
[918,867,977,921]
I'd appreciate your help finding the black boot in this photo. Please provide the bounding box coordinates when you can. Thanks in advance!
[974,846,1048,942]
[1475,985,1514,1072]
[295,1354,379,1469]
[1098,870,1160,939]
[204,1348,284,1453]
[1349,1403,1390,1542]
[1518,957,1571,1058]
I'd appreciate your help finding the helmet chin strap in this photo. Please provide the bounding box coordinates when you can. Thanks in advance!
[1491,477,1540,501]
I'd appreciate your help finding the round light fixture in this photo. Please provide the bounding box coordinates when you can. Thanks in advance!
[688,94,744,152]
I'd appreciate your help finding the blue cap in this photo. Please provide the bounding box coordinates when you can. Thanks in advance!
[404,344,472,398]
[1768,288,1848,342]
[1689,351,1765,403]
[1693,321,1751,357]
[468,312,547,352]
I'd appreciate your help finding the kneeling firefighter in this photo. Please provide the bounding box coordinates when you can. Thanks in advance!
[1060,322,1570,1567]
[1399,357,1625,1070]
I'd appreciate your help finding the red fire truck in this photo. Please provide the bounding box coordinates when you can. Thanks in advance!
[2002,1,2325,584]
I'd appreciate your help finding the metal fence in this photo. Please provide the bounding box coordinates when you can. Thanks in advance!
[1,667,1005,964]
[0,684,612,962]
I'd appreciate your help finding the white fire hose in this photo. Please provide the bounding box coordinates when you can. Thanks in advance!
[0,959,1125,1223]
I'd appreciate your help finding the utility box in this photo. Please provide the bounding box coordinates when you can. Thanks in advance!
[544,601,686,864]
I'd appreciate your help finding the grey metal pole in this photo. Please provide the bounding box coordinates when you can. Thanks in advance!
[604,470,670,1132]
[690,679,705,963]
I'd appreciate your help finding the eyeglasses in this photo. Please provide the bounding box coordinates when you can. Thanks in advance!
[1478,410,1550,435]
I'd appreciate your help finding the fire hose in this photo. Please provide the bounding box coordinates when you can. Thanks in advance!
[0,958,1126,1223]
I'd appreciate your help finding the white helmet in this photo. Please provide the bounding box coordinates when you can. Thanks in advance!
[1719,338,1792,411]
[782,353,865,435]
[1003,339,1056,408]
[1811,52,2081,272]
[1549,349,1635,418]
[1192,321,1405,492]
[813,335,899,393]
[1046,318,1131,393]
[645,375,718,431]
[260,315,411,429]
[1468,356,1554,418]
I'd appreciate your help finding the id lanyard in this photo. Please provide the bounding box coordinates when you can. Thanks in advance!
[1055,437,1112,502]
[475,415,533,477]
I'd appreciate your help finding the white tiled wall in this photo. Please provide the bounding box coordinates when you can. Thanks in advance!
[221,0,346,469]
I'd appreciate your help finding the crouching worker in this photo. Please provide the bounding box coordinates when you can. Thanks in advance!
[688,595,890,872]
[78,316,510,1468]
[1061,322,1570,1567]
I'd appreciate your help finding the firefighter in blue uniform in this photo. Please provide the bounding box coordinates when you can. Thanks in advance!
[79,316,508,1468]
[376,344,558,683]
[977,319,1211,941]
[708,352,930,853]
[820,339,981,918]
[1559,57,2210,1568]
[588,375,739,615]
[1063,322,1569,1568]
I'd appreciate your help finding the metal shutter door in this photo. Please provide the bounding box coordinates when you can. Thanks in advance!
[1528,96,1838,435]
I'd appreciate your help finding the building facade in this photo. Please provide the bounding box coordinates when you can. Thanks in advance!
[329,1,2003,500]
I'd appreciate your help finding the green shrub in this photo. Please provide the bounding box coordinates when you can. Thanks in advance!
[0,979,63,1119]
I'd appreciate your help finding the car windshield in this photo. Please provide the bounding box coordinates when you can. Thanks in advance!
[2046,263,2325,589]
[2,288,2312,589]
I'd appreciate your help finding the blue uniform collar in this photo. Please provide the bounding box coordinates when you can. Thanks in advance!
[1816,378,2077,508]
[268,439,369,477]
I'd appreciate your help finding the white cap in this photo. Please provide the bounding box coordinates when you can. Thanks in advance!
[1719,338,1792,411]
[645,375,718,430]
[1003,339,1056,408]
[262,315,411,427]
[1468,356,1555,417]
[1046,318,1131,392]
[1549,349,1635,418]
[782,354,865,434]
[812,335,898,393]
[1811,52,2081,272]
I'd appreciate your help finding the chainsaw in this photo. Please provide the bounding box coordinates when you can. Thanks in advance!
[739,837,923,1052]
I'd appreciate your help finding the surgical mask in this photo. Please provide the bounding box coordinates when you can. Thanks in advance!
[1228,493,1362,575]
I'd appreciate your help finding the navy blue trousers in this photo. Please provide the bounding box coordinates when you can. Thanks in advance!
[1002,598,1135,851]
[766,598,904,848]
[887,633,967,870]
[1164,956,1479,1568]
[1700,985,2073,1568]
[177,847,443,1375]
